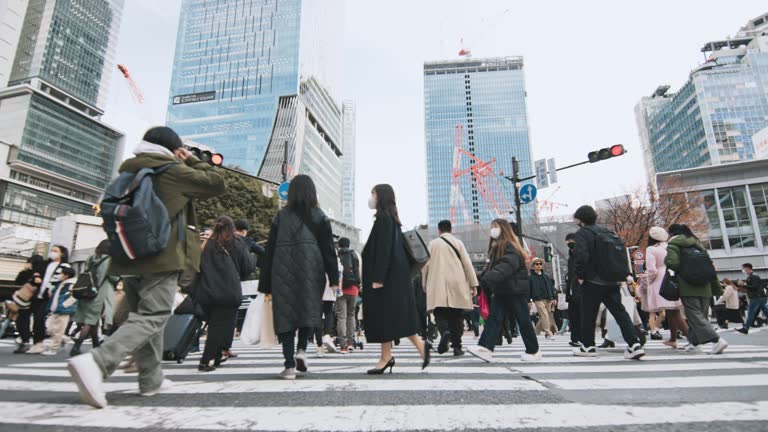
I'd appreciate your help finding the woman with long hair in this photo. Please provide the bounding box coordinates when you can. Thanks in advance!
[259,175,339,379]
[70,240,118,357]
[28,245,71,354]
[362,184,430,374]
[468,219,542,363]
[644,227,688,349]
[196,216,256,371]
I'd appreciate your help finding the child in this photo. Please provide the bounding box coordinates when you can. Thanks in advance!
[43,267,77,356]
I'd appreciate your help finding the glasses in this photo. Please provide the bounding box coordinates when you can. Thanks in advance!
[533,263,543,266]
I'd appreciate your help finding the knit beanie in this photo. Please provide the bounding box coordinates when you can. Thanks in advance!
[143,126,183,152]
[649,226,669,242]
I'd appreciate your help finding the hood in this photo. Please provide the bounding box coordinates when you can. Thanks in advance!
[119,153,180,173]
[668,235,699,248]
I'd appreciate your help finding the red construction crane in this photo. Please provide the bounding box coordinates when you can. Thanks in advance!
[117,64,144,104]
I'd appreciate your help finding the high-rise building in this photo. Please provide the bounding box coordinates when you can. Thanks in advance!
[341,100,356,226]
[166,0,344,175]
[424,56,534,227]
[0,0,124,237]
[635,12,768,183]
[0,0,27,88]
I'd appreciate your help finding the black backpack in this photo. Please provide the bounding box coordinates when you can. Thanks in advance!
[339,249,360,288]
[585,225,629,282]
[677,245,717,286]
[101,163,182,262]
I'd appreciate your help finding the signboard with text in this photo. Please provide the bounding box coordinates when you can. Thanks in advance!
[172,91,216,105]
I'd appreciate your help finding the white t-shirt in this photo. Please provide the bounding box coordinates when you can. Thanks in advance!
[38,262,59,299]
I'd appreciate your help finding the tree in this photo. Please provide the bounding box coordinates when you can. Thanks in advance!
[195,168,279,241]
[598,181,710,250]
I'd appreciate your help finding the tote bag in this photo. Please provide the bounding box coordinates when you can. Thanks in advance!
[240,294,264,345]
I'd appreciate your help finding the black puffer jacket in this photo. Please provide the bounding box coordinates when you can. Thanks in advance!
[480,244,529,297]
[258,207,338,334]
[196,236,256,308]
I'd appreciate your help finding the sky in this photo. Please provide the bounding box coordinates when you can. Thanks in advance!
[102,0,768,236]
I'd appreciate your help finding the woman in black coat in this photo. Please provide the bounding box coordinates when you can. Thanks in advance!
[196,216,256,372]
[467,219,541,363]
[259,175,339,379]
[362,184,431,374]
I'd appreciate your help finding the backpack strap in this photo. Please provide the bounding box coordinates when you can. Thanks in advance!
[123,163,178,198]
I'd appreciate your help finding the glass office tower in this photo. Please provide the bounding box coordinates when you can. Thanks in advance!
[341,100,356,226]
[424,56,534,227]
[166,0,344,174]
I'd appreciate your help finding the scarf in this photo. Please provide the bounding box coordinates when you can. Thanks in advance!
[133,140,175,157]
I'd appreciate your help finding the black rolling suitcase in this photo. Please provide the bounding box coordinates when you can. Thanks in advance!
[163,314,201,363]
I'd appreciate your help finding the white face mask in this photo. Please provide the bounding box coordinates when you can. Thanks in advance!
[49,251,60,261]
[368,195,377,210]
[743,269,748,274]
[490,227,501,240]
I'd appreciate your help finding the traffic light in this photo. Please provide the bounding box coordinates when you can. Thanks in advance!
[543,245,553,263]
[588,144,626,163]
[186,146,224,167]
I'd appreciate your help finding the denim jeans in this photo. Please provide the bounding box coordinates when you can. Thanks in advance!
[744,297,768,330]
[478,293,539,354]
[278,327,311,369]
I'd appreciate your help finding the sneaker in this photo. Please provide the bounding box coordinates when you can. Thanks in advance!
[296,350,308,372]
[467,346,493,363]
[279,368,296,380]
[340,347,349,354]
[650,331,663,340]
[322,335,337,353]
[27,343,46,354]
[573,346,598,357]
[520,351,542,362]
[41,348,59,356]
[13,343,29,354]
[453,348,465,357]
[736,328,749,335]
[568,341,581,347]
[709,339,729,355]
[624,343,646,360]
[67,353,107,409]
[684,343,703,353]
[141,379,173,397]
[315,346,325,358]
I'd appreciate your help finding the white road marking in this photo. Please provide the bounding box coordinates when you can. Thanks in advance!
[548,374,768,390]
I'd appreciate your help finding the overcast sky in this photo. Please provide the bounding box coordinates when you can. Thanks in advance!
[102,0,767,236]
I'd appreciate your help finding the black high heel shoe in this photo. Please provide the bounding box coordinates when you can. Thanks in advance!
[367,357,395,375]
[422,341,432,370]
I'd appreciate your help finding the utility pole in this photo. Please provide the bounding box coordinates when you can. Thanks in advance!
[512,157,523,238]
[282,139,289,183]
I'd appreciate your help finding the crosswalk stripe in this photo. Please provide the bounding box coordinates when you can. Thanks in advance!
[510,361,767,374]
[2,401,768,430]
[547,374,768,390]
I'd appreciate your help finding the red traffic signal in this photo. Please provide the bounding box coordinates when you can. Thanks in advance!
[187,146,224,167]
[588,145,627,163]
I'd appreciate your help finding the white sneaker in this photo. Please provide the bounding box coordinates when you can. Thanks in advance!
[322,335,337,353]
[296,350,308,372]
[624,343,646,360]
[467,346,493,363]
[573,346,598,357]
[27,343,46,354]
[141,379,173,397]
[709,339,729,355]
[41,348,59,356]
[520,351,542,362]
[684,343,703,353]
[279,368,296,380]
[315,346,325,358]
[67,353,107,409]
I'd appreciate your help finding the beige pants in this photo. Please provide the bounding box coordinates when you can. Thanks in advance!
[534,300,555,336]
[46,314,70,350]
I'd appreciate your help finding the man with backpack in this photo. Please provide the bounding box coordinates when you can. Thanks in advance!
[422,220,478,356]
[737,263,767,335]
[68,126,225,408]
[336,237,360,353]
[571,205,645,360]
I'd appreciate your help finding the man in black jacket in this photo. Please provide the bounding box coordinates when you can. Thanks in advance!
[572,205,644,360]
[737,263,767,335]
[529,258,557,338]
[565,233,582,347]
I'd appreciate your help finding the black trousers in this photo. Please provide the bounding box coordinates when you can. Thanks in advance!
[16,307,32,343]
[313,301,336,345]
[201,305,238,365]
[579,282,639,348]
[568,295,582,344]
[31,297,49,344]
[434,307,465,349]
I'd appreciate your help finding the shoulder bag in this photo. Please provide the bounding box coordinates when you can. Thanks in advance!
[659,269,680,301]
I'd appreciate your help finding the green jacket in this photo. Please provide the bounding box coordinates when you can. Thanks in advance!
[664,235,723,298]
[108,153,225,276]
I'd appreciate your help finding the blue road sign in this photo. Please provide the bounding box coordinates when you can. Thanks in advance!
[278,182,290,201]
[520,184,537,204]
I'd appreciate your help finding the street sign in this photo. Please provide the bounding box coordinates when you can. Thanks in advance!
[534,159,549,189]
[520,184,537,204]
[278,181,290,201]
[547,158,557,184]
[633,250,645,261]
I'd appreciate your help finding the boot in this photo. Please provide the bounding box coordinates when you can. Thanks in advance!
[70,340,83,357]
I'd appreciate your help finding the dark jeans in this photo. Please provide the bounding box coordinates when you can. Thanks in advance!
[223,311,237,351]
[279,327,311,368]
[31,297,49,344]
[16,307,32,343]
[200,305,238,365]
[479,293,539,354]
[434,307,465,350]
[744,297,768,330]
[580,282,639,349]
[568,295,582,344]
[313,301,336,345]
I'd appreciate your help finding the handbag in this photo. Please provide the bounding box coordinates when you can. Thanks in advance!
[659,270,680,301]
[557,293,569,311]
[72,257,108,300]
[478,290,490,320]
[240,294,265,345]
[12,282,37,309]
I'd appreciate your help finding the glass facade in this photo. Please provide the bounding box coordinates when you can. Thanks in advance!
[10,0,123,110]
[0,182,93,229]
[424,57,533,227]
[691,182,767,251]
[341,100,355,226]
[166,0,344,175]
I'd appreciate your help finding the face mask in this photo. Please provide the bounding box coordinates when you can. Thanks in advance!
[490,227,501,240]
[49,251,60,261]
[567,242,575,249]
[743,269,748,274]
[368,195,377,210]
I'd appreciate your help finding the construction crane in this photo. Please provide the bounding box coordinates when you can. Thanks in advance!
[117,64,144,104]
[536,186,569,214]
[449,125,471,225]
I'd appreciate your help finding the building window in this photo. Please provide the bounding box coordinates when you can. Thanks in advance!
[699,190,724,249]
[718,186,756,249]
[750,183,768,247]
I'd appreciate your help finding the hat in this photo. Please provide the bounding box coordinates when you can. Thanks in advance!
[649,227,669,242]
[532,257,544,265]
[143,126,183,152]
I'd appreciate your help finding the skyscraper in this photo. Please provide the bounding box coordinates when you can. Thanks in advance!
[424,56,534,227]
[635,12,768,183]
[341,100,356,226]
[0,0,27,88]
[166,0,344,175]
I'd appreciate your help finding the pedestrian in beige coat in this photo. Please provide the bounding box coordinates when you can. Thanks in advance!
[422,220,479,356]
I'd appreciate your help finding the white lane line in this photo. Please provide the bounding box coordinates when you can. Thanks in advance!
[0,378,545,394]
[512,361,764,374]
[2,401,768,430]
[548,374,768,390]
